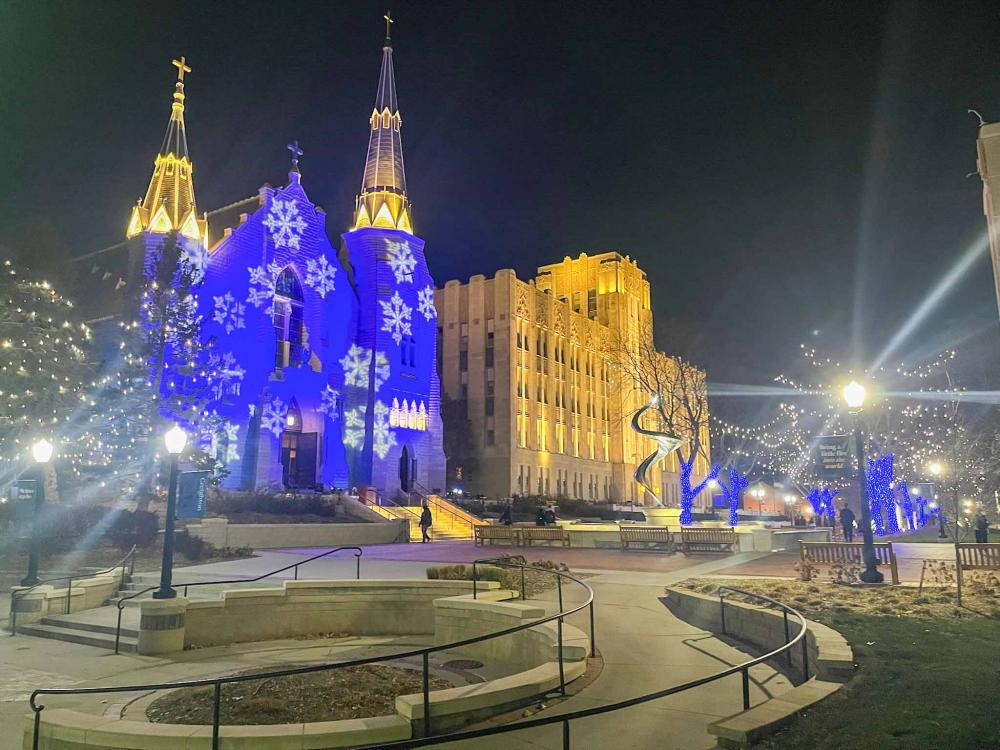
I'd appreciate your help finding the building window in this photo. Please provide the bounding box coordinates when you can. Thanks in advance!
[401,335,416,367]
[273,267,304,370]
[486,397,495,416]
[459,349,468,371]
[486,429,495,445]
[486,331,495,367]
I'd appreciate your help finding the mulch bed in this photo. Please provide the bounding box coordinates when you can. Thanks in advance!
[146,664,453,725]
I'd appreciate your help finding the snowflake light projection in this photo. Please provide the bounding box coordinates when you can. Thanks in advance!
[204,420,241,466]
[263,199,307,250]
[385,240,416,284]
[339,344,389,391]
[212,292,246,334]
[261,396,288,437]
[380,290,413,345]
[318,385,341,419]
[305,255,337,298]
[343,406,366,449]
[207,351,246,400]
[180,243,209,284]
[247,261,283,313]
[372,400,396,459]
[417,285,436,321]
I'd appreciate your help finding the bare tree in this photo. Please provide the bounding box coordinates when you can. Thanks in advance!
[606,322,717,521]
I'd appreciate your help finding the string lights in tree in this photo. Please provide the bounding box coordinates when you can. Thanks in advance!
[0,260,94,493]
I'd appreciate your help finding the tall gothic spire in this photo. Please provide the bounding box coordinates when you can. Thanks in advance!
[126,57,206,245]
[352,12,413,234]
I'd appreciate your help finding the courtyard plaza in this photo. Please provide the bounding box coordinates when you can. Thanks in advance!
[0,539,870,750]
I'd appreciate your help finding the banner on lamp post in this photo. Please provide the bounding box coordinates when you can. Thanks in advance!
[813,435,852,480]
[177,471,211,519]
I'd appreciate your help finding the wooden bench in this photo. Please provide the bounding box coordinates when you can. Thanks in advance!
[800,541,899,585]
[619,526,673,551]
[680,528,737,555]
[918,543,1000,593]
[474,525,521,546]
[521,527,571,547]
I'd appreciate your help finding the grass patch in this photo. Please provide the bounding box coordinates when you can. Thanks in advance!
[147,664,452,725]
[675,578,1000,749]
[426,556,578,599]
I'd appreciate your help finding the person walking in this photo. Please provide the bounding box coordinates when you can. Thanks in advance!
[419,502,433,543]
[839,504,857,542]
[974,512,990,544]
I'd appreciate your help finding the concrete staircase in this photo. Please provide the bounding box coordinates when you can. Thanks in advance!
[366,495,481,541]
[17,609,139,653]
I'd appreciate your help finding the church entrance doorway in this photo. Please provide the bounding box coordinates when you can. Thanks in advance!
[280,399,317,488]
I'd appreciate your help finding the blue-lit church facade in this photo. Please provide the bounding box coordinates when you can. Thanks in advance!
[122,39,445,496]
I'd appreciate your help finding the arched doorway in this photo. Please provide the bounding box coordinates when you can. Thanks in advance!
[399,444,417,496]
[281,399,317,488]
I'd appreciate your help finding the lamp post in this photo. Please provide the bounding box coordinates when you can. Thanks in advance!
[153,425,187,600]
[928,462,948,539]
[20,439,55,586]
[842,381,884,584]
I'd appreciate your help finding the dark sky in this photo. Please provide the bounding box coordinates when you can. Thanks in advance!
[1,0,998,386]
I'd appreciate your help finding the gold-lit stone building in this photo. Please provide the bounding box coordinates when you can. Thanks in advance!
[976,120,1000,317]
[435,252,712,505]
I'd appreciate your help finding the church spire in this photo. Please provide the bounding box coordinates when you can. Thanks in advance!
[126,57,206,245]
[352,12,413,234]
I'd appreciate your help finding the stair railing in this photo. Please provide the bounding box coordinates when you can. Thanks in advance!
[112,546,362,653]
[9,545,137,635]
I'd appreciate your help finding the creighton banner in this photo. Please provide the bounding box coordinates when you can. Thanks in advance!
[813,435,852,480]
[177,471,212,519]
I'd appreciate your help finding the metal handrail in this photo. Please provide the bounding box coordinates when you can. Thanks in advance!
[111,546,362,653]
[9,545,137,635]
[355,584,811,749]
[29,558,594,750]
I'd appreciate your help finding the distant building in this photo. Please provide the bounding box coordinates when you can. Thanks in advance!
[976,120,1000,317]
[435,253,713,505]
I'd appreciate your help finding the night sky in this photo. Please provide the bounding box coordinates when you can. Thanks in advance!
[1,0,998,387]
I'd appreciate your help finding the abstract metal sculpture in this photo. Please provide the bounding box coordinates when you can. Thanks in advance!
[631,396,684,505]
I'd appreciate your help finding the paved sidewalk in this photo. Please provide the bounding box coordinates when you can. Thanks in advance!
[2,548,795,750]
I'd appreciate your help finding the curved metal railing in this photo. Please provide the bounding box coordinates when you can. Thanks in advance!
[112,545,363,653]
[28,557,594,750]
[356,584,811,749]
[9,545,137,635]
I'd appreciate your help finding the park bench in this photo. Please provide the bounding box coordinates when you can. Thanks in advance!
[521,527,571,547]
[800,541,899,585]
[619,525,673,551]
[679,528,737,555]
[474,525,521,546]
[918,543,1000,593]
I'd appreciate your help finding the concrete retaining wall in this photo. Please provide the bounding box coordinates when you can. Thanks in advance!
[180,579,497,648]
[27,585,590,749]
[664,587,853,749]
[10,569,125,628]
[184,517,409,549]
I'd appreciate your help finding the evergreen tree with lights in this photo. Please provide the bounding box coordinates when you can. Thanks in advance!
[0,259,94,497]
[82,234,223,507]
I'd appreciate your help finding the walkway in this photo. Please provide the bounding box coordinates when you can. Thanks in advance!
[0,545,799,750]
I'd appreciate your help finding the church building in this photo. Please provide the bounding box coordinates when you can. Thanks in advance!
[110,26,445,495]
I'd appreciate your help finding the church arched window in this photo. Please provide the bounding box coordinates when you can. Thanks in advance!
[273,267,305,370]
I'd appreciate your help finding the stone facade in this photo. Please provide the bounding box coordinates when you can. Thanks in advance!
[435,252,712,505]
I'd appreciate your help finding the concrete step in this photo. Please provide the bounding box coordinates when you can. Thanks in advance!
[17,623,137,653]
[40,615,138,639]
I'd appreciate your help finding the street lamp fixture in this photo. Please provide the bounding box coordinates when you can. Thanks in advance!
[153,425,187,600]
[927,460,949,539]
[21,438,56,586]
[842,381,883,584]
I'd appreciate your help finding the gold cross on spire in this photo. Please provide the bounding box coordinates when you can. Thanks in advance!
[172,56,192,83]
[384,10,393,40]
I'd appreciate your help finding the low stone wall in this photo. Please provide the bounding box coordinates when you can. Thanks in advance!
[24,709,410,749]
[178,579,497,649]
[28,585,591,748]
[184,516,409,549]
[434,595,589,669]
[10,569,126,628]
[664,587,853,748]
